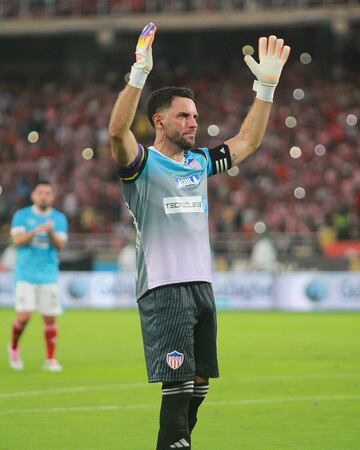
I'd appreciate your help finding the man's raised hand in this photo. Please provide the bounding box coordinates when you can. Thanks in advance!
[244,35,290,103]
[128,22,157,89]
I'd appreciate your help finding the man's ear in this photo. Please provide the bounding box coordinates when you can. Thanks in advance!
[153,113,164,129]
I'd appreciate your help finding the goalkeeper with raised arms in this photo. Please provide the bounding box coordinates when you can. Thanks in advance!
[109,23,290,450]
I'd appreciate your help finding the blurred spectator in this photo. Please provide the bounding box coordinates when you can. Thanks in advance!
[117,241,136,271]
[317,215,337,254]
[348,253,360,271]
[250,231,277,272]
[0,244,16,271]
[332,205,352,240]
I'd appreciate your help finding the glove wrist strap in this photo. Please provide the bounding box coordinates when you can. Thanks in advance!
[128,65,149,89]
[253,80,276,103]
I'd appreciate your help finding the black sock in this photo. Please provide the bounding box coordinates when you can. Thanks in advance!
[156,381,194,450]
[188,382,209,433]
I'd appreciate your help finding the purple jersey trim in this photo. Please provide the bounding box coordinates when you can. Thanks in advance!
[114,144,144,179]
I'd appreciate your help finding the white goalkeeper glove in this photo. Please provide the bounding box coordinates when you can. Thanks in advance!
[244,35,290,103]
[128,22,157,89]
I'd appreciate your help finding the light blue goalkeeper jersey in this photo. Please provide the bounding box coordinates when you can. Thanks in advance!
[11,206,68,284]
[120,144,231,299]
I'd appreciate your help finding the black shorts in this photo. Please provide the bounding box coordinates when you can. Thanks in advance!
[138,282,219,383]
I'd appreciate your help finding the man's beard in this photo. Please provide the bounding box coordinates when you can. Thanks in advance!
[167,129,195,150]
[38,203,49,211]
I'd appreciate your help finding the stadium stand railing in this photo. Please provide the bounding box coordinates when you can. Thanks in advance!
[0,232,354,272]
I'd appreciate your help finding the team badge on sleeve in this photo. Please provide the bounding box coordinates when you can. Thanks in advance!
[166,351,184,370]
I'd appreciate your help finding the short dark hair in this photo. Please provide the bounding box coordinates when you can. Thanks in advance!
[35,179,51,187]
[147,87,195,128]
[33,180,52,191]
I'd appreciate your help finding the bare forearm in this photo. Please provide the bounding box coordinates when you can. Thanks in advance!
[108,84,142,166]
[226,99,272,166]
[238,99,271,152]
[48,231,66,250]
[108,84,142,138]
[12,231,36,246]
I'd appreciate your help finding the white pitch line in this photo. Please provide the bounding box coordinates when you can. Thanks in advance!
[0,403,155,415]
[206,395,360,407]
[0,394,359,415]
[0,372,358,400]
[230,373,360,382]
[0,382,148,400]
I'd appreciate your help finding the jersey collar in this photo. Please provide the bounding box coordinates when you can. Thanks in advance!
[32,205,53,216]
[149,146,186,166]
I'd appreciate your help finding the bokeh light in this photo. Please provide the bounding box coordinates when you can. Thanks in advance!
[28,131,39,143]
[294,187,306,199]
[346,114,357,126]
[290,146,302,159]
[82,147,94,160]
[227,166,239,177]
[314,144,326,156]
[242,45,254,56]
[300,53,312,64]
[254,221,266,234]
[293,88,305,100]
[207,124,220,137]
[285,116,297,128]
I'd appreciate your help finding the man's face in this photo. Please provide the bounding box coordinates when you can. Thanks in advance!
[161,97,198,150]
[31,184,54,211]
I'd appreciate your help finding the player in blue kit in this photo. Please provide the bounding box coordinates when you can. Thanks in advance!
[8,181,68,372]
[108,23,290,449]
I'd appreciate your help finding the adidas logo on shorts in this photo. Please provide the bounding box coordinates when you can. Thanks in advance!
[170,438,190,448]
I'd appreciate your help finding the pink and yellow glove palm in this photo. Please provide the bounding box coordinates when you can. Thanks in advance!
[244,35,291,102]
[129,22,157,89]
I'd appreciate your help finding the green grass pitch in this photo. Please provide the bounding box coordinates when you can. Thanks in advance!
[0,309,359,450]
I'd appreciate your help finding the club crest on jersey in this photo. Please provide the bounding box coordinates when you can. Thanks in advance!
[166,351,184,370]
[186,157,202,170]
[176,174,200,189]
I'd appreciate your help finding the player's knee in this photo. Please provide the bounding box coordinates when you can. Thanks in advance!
[43,316,56,325]
[194,375,209,384]
[17,312,31,325]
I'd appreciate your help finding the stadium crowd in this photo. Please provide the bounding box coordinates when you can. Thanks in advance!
[0,60,359,245]
[0,0,354,18]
